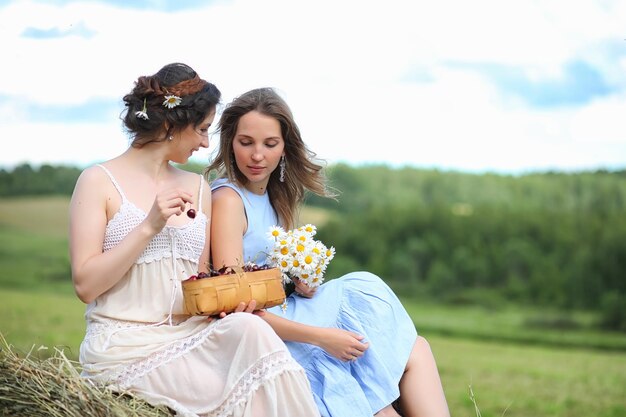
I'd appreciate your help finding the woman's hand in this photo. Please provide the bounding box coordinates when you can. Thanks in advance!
[217,300,265,319]
[145,188,193,233]
[317,328,369,362]
[293,277,317,298]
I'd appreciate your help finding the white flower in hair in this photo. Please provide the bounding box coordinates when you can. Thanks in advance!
[163,94,182,109]
[135,98,149,120]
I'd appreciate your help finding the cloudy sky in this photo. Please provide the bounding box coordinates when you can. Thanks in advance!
[1,0,624,174]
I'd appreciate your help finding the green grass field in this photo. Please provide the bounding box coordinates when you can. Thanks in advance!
[1,197,625,416]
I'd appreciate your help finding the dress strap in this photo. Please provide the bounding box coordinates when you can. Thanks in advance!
[197,174,204,213]
[96,164,128,202]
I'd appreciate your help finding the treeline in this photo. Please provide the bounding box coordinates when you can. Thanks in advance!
[312,164,626,330]
[0,164,82,196]
[0,163,201,196]
[2,162,625,330]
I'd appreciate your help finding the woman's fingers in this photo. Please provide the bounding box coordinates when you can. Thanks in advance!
[294,278,317,298]
[244,299,257,313]
[146,189,195,232]
[319,328,370,362]
[214,300,259,319]
[232,300,257,314]
[163,190,193,215]
[354,341,369,353]
[343,335,369,361]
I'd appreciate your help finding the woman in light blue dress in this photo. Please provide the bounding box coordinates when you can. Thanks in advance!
[207,88,450,417]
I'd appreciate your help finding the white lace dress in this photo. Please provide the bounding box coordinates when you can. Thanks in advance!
[79,165,320,417]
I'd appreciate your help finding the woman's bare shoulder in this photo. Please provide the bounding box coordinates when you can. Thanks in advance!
[211,186,243,208]
[75,164,110,187]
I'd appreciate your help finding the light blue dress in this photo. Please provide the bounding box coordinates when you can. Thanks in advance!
[211,179,418,417]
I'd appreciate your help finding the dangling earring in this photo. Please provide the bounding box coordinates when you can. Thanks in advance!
[279,155,286,183]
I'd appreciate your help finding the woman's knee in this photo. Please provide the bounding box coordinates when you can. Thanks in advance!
[407,336,435,368]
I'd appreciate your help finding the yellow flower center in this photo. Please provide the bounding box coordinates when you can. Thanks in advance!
[304,255,313,264]
[281,247,289,255]
[297,244,305,252]
[292,260,300,267]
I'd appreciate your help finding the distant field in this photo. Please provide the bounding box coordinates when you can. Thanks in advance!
[0,288,85,355]
[1,288,624,417]
[405,302,626,352]
[1,196,626,417]
[433,335,626,417]
[0,195,70,238]
[0,196,72,293]
[298,205,333,227]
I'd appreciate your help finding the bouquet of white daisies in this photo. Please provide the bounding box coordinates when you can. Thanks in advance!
[267,224,335,288]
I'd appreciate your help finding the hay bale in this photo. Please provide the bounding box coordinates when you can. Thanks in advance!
[0,334,173,417]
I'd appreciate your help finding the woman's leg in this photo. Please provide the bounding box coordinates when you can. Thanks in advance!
[398,336,450,417]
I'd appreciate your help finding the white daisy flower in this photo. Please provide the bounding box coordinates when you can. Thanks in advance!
[135,98,149,120]
[300,224,317,236]
[267,224,335,298]
[323,245,336,261]
[163,94,182,109]
[267,225,285,240]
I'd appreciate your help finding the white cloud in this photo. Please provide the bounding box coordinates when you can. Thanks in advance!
[2,122,129,168]
[0,0,625,172]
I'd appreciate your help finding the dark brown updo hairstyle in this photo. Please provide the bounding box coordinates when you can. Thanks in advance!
[206,87,335,229]
[122,63,221,147]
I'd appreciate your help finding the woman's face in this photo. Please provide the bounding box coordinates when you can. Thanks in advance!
[232,110,285,194]
[170,110,215,164]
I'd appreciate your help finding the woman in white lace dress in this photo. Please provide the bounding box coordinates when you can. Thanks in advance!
[69,63,320,417]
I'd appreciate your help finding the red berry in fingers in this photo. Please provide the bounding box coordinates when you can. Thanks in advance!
[187,208,196,218]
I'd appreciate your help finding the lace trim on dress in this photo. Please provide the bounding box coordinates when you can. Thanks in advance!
[95,321,218,390]
[84,319,149,341]
[208,350,305,417]
[84,317,190,341]
[85,318,305,417]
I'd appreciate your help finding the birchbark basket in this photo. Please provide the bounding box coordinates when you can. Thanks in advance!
[182,266,286,316]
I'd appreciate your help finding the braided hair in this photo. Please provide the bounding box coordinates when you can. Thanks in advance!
[122,63,221,147]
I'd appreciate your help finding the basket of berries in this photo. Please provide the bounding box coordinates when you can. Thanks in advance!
[182,263,286,316]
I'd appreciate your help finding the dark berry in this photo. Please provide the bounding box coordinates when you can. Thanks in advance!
[187,208,196,219]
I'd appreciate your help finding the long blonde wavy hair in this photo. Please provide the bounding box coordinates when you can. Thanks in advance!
[205,87,335,229]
